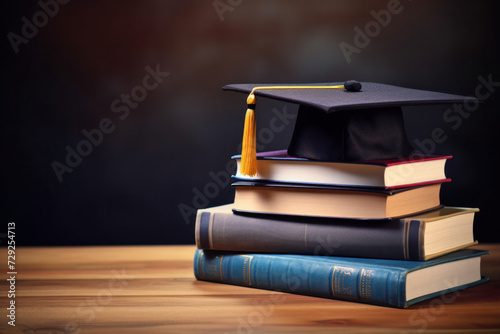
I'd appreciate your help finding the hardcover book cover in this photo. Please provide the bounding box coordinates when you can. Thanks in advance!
[232,150,451,189]
[232,181,444,219]
[195,204,478,260]
[193,249,488,308]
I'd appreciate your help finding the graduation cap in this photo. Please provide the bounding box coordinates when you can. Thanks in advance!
[223,81,476,177]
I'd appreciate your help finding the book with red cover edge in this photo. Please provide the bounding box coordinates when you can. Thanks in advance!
[232,150,452,190]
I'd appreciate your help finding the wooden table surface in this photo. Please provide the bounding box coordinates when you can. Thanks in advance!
[1,244,499,333]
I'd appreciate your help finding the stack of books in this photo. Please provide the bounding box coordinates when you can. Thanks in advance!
[193,81,488,308]
[193,150,488,308]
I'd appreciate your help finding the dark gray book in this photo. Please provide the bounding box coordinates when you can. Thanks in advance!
[195,204,478,261]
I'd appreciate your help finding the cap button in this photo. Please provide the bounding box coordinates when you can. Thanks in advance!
[344,80,362,92]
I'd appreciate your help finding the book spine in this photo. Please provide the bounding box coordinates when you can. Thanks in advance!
[193,249,406,308]
[196,210,423,260]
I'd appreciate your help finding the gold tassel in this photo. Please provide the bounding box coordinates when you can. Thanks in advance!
[240,93,257,176]
[238,81,361,177]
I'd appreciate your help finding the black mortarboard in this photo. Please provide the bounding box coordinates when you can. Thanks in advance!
[223,81,476,177]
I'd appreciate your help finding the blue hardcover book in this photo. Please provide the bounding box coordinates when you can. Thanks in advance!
[193,249,488,308]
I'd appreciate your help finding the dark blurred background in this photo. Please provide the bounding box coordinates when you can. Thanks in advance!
[3,0,500,246]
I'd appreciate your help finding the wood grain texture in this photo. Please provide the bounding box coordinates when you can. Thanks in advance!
[1,244,499,333]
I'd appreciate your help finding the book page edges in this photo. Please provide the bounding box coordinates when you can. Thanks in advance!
[194,211,202,249]
[406,276,488,308]
[423,241,479,261]
[407,207,479,222]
